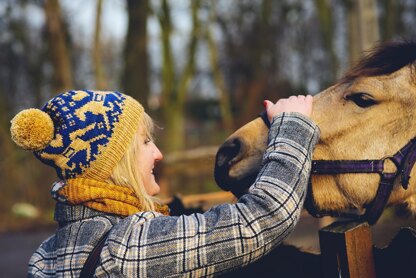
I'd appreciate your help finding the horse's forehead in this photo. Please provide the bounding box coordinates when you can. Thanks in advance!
[320,66,415,101]
[357,67,411,87]
[363,67,412,88]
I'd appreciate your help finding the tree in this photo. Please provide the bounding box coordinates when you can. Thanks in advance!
[214,1,291,125]
[380,0,403,42]
[314,0,340,79]
[44,0,73,92]
[205,0,233,133]
[93,0,107,89]
[345,0,380,66]
[122,0,149,109]
[158,0,200,152]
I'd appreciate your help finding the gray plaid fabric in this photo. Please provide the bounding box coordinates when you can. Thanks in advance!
[28,112,320,277]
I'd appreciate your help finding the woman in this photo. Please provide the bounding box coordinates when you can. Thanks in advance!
[10,90,319,277]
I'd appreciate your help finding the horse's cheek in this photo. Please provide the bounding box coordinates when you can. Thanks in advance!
[310,175,349,211]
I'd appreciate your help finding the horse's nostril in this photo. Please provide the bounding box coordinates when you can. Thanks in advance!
[215,137,248,193]
[216,138,242,168]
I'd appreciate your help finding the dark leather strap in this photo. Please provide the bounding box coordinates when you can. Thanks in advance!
[363,176,396,224]
[259,111,271,128]
[311,160,385,174]
[80,229,111,278]
[400,139,416,189]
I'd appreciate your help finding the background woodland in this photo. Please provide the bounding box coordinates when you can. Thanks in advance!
[1,0,415,230]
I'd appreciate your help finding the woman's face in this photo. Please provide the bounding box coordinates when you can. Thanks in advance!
[137,133,163,196]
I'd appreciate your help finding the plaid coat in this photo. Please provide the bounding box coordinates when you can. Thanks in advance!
[28,113,320,277]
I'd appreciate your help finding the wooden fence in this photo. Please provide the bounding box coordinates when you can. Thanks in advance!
[319,220,416,278]
[220,219,416,278]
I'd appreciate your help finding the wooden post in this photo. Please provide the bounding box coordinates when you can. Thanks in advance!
[319,220,376,278]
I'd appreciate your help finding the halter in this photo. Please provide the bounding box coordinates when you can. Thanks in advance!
[259,111,416,224]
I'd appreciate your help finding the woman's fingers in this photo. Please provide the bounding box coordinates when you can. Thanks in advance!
[265,95,313,122]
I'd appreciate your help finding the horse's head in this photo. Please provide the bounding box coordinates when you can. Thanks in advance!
[215,41,416,219]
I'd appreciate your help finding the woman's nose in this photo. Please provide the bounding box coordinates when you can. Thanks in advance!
[153,144,163,161]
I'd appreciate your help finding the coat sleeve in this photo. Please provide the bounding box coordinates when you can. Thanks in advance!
[103,112,320,278]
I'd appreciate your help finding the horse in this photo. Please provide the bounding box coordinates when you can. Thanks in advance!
[214,40,416,225]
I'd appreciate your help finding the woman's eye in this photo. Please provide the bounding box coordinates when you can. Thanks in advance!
[345,93,377,108]
[144,137,151,144]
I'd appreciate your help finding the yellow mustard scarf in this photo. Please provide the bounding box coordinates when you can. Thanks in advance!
[52,178,169,217]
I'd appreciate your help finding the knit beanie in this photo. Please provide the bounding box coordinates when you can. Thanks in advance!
[10,90,144,181]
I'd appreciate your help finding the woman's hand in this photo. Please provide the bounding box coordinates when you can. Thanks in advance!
[264,95,313,122]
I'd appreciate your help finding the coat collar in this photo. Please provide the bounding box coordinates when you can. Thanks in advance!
[54,202,120,227]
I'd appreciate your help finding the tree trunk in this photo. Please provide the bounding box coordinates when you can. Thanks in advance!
[380,0,401,41]
[346,0,380,66]
[177,0,200,109]
[158,0,200,152]
[44,0,73,92]
[93,0,107,89]
[122,0,149,109]
[158,0,178,152]
[206,0,233,133]
[314,0,340,79]
[243,0,273,122]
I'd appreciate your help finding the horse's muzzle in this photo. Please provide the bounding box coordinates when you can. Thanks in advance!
[214,137,256,197]
[214,137,243,191]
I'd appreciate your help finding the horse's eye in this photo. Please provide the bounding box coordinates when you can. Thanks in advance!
[345,93,377,108]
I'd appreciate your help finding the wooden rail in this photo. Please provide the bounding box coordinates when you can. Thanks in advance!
[319,221,376,278]
[226,219,416,277]
[318,220,416,278]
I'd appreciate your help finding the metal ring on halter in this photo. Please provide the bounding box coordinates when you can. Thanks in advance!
[380,156,399,176]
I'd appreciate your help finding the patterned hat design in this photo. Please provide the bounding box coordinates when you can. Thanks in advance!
[10,90,144,181]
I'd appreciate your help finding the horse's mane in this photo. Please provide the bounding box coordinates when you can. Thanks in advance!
[341,39,416,84]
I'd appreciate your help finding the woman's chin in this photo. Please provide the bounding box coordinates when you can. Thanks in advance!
[148,183,161,196]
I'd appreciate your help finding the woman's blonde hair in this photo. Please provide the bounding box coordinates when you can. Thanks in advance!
[107,112,157,211]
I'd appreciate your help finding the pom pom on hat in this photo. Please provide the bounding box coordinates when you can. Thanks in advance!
[10,108,54,151]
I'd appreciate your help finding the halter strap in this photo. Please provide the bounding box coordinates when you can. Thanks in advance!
[312,138,416,189]
[312,160,385,175]
[259,111,271,129]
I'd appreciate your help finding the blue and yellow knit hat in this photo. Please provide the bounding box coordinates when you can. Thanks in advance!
[10,90,144,181]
